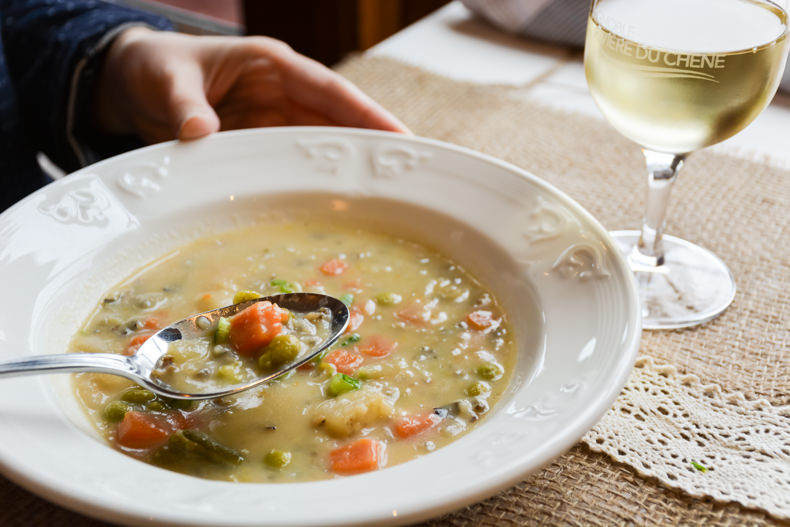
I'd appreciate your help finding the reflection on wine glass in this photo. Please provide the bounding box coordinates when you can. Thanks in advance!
[584,0,789,329]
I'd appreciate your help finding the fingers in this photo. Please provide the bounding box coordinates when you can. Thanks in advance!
[268,46,411,134]
[178,113,220,140]
[166,62,222,140]
[216,99,337,130]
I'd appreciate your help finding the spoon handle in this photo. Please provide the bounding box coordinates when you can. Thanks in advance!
[0,353,138,379]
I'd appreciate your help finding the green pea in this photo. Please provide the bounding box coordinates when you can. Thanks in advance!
[121,387,156,404]
[264,449,292,469]
[146,400,167,412]
[339,333,361,347]
[375,292,402,306]
[214,316,231,344]
[465,381,491,397]
[233,290,261,304]
[259,334,302,371]
[217,364,242,383]
[318,362,337,376]
[476,362,504,381]
[103,400,131,422]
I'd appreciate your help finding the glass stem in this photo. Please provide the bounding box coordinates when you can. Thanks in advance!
[634,149,685,267]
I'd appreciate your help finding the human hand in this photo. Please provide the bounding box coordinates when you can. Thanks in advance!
[94,27,409,143]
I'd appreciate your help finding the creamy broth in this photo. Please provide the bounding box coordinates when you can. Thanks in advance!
[72,221,517,482]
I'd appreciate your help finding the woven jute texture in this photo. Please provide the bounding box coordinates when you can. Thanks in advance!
[334,55,790,526]
[335,56,790,405]
[2,55,787,526]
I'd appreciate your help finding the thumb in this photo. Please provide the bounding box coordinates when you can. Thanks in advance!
[167,67,221,140]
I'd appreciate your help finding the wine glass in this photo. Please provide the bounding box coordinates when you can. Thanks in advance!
[584,0,790,329]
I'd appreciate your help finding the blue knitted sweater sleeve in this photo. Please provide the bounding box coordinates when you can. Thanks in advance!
[0,0,172,172]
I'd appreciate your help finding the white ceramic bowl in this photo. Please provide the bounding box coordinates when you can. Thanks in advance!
[0,127,640,526]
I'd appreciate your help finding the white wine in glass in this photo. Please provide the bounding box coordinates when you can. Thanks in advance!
[584,0,789,329]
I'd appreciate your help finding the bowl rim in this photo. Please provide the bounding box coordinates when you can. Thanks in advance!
[0,126,641,526]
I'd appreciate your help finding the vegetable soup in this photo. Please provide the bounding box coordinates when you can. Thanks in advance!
[72,221,517,482]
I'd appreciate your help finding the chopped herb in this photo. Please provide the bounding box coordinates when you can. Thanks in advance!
[338,293,354,307]
[691,461,708,473]
[270,279,300,294]
[327,373,361,397]
[339,333,361,346]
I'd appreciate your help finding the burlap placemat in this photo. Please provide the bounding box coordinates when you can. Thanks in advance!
[334,55,790,525]
[336,56,789,407]
[1,55,787,526]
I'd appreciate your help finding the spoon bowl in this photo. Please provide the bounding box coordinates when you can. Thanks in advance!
[0,293,349,400]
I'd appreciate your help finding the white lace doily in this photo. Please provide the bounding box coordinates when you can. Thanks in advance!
[584,356,790,520]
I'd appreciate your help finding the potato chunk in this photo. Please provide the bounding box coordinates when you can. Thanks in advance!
[311,385,397,438]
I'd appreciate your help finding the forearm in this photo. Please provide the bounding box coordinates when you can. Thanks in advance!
[0,0,171,170]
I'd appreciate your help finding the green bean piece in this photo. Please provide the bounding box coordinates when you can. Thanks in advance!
[270,279,301,294]
[215,317,231,344]
[163,397,195,411]
[164,429,202,456]
[476,362,504,381]
[258,334,302,371]
[375,292,402,306]
[121,387,156,404]
[233,290,261,304]
[160,429,244,466]
[181,429,245,465]
[436,283,466,301]
[338,293,354,307]
[264,449,292,469]
[328,373,361,397]
[465,381,491,397]
[103,401,131,422]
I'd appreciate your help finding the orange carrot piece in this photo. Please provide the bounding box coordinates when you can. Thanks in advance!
[116,411,171,449]
[229,301,288,356]
[357,335,398,358]
[141,317,163,331]
[392,412,441,439]
[124,334,152,356]
[302,278,323,288]
[330,438,384,474]
[345,306,364,334]
[320,258,348,276]
[323,348,364,374]
[395,302,428,325]
[343,278,364,292]
[466,310,495,330]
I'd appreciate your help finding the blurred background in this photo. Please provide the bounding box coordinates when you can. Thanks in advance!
[112,0,451,65]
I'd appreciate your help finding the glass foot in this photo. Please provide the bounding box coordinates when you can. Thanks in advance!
[611,231,736,330]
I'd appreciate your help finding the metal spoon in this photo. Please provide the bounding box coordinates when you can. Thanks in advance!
[0,293,349,400]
